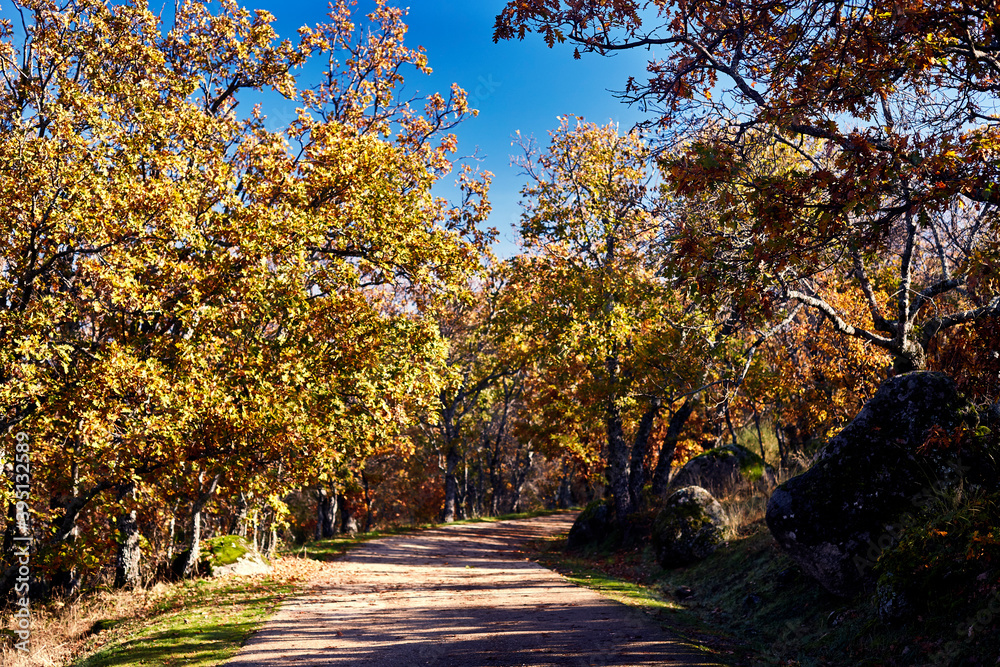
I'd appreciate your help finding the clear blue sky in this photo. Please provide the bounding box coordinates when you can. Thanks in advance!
[260,1,652,257]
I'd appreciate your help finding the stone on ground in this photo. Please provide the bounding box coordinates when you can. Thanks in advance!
[652,485,727,568]
[765,371,987,596]
[670,443,776,495]
[567,498,613,548]
[201,535,272,577]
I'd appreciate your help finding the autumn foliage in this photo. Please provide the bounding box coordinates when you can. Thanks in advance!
[0,0,997,619]
[0,0,489,594]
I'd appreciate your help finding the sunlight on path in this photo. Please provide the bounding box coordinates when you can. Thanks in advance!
[226,515,726,666]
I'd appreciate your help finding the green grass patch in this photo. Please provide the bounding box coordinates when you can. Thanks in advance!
[73,577,295,667]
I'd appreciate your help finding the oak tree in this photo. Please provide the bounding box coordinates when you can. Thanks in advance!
[495,0,1000,374]
[1,0,489,591]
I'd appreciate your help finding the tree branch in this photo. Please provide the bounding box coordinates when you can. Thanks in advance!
[919,295,1000,348]
[786,289,895,348]
[909,276,966,320]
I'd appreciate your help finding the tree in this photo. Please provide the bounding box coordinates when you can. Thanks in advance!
[494,0,1000,374]
[508,117,715,521]
[430,269,517,523]
[1,0,489,594]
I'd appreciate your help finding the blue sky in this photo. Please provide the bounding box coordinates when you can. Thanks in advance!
[0,0,654,255]
[260,1,653,257]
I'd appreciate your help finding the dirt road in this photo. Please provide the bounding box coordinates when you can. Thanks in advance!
[226,514,726,666]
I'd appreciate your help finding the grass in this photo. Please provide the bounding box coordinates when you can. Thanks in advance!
[72,576,296,667]
[2,507,575,666]
[529,518,890,666]
[526,478,1000,667]
[0,555,328,667]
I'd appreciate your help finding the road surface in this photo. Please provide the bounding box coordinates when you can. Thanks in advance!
[227,514,726,666]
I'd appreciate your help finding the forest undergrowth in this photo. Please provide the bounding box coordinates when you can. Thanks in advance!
[528,473,1000,667]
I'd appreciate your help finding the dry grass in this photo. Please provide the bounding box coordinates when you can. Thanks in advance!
[2,555,332,666]
[717,467,798,540]
[1,584,169,666]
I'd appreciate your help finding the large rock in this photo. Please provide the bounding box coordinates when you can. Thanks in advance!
[670,443,776,495]
[765,372,978,597]
[567,499,613,548]
[175,535,272,578]
[652,486,728,568]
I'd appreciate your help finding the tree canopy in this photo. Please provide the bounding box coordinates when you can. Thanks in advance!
[1,0,489,591]
[0,0,997,604]
[495,0,1000,372]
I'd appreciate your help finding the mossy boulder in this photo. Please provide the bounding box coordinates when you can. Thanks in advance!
[765,371,991,597]
[174,535,272,578]
[568,499,613,548]
[670,443,776,495]
[651,486,727,568]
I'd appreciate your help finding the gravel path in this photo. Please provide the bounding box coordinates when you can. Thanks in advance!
[226,514,726,666]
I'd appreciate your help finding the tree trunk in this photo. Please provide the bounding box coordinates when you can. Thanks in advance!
[2,457,34,600]
[479,460,488,517]
[627,400,661,511]
[556,460,574,509]
[361,472,374,532]
[258,505,280,557]
[51,460,82,597]
[724,402,738,445]
[316,489,337,539]
[606,400,633,521]
[339,493,358,535]
[442,443,460,523]
[180,473,220,577]
[893,339,927,374]
[229,491,249,537]
[4,473,112,596]
[488,445,503,516]
[114,482,142,589]
[458,453,469,520]
[510,449,533,513]
[775,419,788,469]
[753,409,766,462]
[651,397,696,497]
[166,498,180,562]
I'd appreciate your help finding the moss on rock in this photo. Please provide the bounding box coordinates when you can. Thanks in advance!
[173,535,271,578]
[765,371,995,597]
[873,492,1000,622]
[201,536,265,568]
[568,499,613,549]
[651,486,727,568]
[670,443,776,495]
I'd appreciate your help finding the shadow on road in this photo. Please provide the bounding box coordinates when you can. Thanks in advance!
[227,514,727,667]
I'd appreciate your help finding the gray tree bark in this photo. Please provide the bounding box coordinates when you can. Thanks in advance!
[442,442,460,523]
[627,400,661,511]
[114,481,142,589]
[229,491,249,537]
[606,399,633,521]
[180,472,220,577]
[339,493,358,535]
[316,489,337,539]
